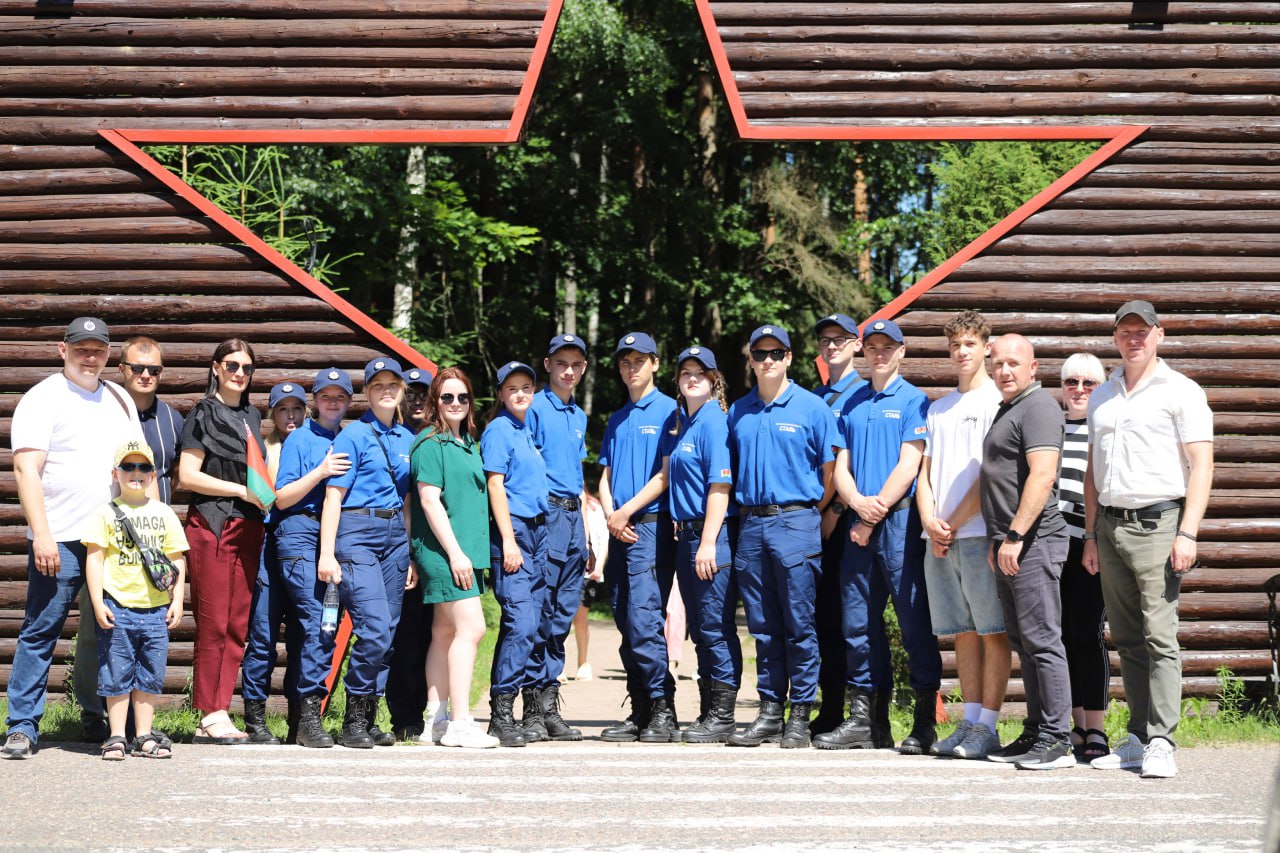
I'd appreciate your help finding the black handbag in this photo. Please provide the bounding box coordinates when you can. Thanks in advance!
[109,502,180,592]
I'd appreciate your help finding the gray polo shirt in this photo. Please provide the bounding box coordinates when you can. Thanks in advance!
[980,382,1066,541]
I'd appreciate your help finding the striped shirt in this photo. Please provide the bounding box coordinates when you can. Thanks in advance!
[1058,417,1089,539]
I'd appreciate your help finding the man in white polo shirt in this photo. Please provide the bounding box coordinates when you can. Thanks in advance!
[1083,300,1213,779]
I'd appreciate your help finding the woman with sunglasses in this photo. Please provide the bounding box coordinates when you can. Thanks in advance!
[178,339,267,743]
[409,368,498,749]
[317,358,416,749]
[1057,352,1110,762]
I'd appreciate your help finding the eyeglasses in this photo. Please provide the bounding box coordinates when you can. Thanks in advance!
[817,336,853,349]
[220,361,255,375]
[1062,378,1098,389]
[122,363,163,377]
[117,462,155,473]
[750,348,788,363]
[439,393,471,405]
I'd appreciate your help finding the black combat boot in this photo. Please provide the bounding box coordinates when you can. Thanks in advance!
[285,697,301,746]
[898,688,938,755]
[367,697,396,747]
[540,682,583,741]
[780,702,813,749]
[683,681,738,744]
[813,687,873,750]
[601,693,650,742]
[809,686,845,736]
[487,693,528,748]
[521,686,548,743]
[638,696,679,743]
[296,695,334,749]
[727,700,785,747]
[694,679,712,727]
[242,698,280,745]
[338,694,375,749]
[871,690,895,749]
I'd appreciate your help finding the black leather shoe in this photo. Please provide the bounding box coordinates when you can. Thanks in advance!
[898,688,938,755]
[338,694,375,749]
[727,700,785,747]
[813,688,873,750]
[521,686,548,743]
[780,702,813,749]
[638,696,679,743]
[487,693,528,748]
[81,717,110,744]
[540,683,583,741]
[297,695,334,749]
[684,681,738,744]
[242,698,281,745]
[601,694,649,742]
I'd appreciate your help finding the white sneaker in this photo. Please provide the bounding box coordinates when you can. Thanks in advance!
[575,663,593,682]
[930,720,973,756]
[430,717,449,744]
[440,719,499,750]
[1091,732,1144,770]
[1140,737,1178,779]
[953,724,1002,760]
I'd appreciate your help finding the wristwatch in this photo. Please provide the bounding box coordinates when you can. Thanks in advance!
[1005,529,1024,543]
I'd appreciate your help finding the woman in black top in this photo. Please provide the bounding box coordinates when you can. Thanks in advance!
[178,339,268,744]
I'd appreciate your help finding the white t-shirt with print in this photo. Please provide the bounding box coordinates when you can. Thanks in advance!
[922,380,1001,540]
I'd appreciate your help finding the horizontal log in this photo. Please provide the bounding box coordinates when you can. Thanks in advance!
[0,269,294,295]
[1205,491,1280,516]
[0,116,510,144]
[0,216,225,243]
[1017,209,1280,236]
[0,144,127,168]
[0,45,537,69]
[715,24,1280,45]
[708,4,1280,26]
[1213,464,1280,489]
[904,334,1280,360]
[0,1,552,19]
[0,94,518,121]
[0,244,265,270]
[0,167,150,194]
[1110,142,1280,166]
[0,319,363,342]
[1198,520,1280,543]
[895,311,1280,337]
[1052,188,1280,209]
[914,284,1280,313]
[948,257,1280,282]
[0,18,544,47]
[1198,543,1280,568]
[0,295,339,322]
[897,357,1280,388]
[1082,164,1280,188]
[1182,567,1280,593]
[1,341,386,369]
[0,192,194,220]
[938,649,1274,680]
[0,66,525,96]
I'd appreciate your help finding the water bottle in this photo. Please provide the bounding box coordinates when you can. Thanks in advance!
[321,581,340,636]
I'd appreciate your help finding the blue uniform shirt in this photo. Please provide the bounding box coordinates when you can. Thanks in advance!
[328,411,413,510]
[839,376,930,499]
[661,403,735,522]
[813,370,867,412]
[481,409,550,519]
[598,388,677,514]
[274,418,339,516]
[526,386,587,499]
[138,397,184,505]
[728,380,841,507]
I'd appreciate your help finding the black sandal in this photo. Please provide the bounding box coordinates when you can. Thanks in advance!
[100,735,128,761]
[1080,728,1109,761]
[132,732,173,759]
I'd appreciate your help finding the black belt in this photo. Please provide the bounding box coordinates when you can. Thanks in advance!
[741,502,815,517]
[887,495,913,514]
[287,511,318,520]
[675,517,705,532]
[342,507,399,519]
[1102,500,1183,522]
[631,512,661,525]
[515,513,547,527]
[548,495,581,512]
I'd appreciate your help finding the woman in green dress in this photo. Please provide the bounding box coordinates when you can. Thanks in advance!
[409,367,499,749]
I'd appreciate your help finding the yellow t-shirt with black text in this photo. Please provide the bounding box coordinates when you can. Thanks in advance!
[82,498,189,609]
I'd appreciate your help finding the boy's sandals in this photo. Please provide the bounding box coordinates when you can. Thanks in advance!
[132,732,173,759]
[100,735,128,761]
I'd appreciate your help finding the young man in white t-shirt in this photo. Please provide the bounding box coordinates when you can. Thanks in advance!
[3,318,144,760]
[914,310,1011,760]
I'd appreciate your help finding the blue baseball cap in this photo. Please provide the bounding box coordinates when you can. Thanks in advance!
[364,357,405,385]
[676,346,717,371]
[815,313,859,336]
[749,324,792,350]
[548,333,588,356]
[313,367,354,396]
[405,366,434,389]
[861,318,905,344]
[268,382,307,409]
[614,331,658,357]
[496,360,536,387]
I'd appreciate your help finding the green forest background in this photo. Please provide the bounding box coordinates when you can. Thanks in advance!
[146,0,1098,434]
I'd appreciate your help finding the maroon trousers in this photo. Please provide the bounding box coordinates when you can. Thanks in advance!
[185,511,264,713]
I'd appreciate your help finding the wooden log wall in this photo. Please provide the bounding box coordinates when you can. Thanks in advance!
[703,1,1280,697]
[0,1,554,709]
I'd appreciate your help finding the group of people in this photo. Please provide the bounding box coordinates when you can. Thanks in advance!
[2,299,1211,777]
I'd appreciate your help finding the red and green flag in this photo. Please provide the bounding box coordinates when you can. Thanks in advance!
[244,421,276,509]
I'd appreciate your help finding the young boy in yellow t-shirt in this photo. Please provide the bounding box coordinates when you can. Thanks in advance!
[83,440,188,760]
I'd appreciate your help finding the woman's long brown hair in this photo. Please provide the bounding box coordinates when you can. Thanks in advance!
[423,366,478,439]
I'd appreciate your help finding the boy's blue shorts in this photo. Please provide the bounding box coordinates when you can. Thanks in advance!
[96,597,169,697]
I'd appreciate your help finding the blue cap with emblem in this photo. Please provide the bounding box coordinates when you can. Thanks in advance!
[496,360,536,386]
[268,382,307,409]
[405,366,434,389]
[861,318,905,344]
[363,357,405,385]
[814,313,859,336]
[676,346,717,371]
[313,367,353,396]
[749,324,792,350]
[614,331,658,357]
[548,333,588,356]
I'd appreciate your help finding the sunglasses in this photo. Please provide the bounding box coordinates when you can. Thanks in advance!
[1062,378,1098,389]
[117,462,155,473]
[220,361,255,375]
[750,348,788,363]
[817,336,853,348]
[439,393,471,405]
[123,362,163,377]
